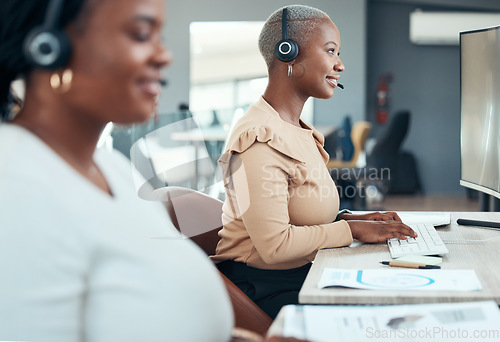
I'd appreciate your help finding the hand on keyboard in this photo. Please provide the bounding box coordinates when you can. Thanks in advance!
[387,223,449,258]
[348,220,417,243]
[341,211,403,222]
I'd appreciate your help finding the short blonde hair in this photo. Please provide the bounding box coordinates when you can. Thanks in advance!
[258,5,331,70]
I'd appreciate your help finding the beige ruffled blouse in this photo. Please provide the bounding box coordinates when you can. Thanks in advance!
[211,97,353,270]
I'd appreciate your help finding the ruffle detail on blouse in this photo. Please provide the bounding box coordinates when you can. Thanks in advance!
[220,125,307,163]
[218,125,307,186]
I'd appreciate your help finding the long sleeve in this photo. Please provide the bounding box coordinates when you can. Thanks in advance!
[234,142,352,267]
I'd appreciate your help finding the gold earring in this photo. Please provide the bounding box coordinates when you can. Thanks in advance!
[287,63,293,77]
[50,69,73,93]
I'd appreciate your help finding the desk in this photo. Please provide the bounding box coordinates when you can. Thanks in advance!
[170,125,336,143]
[170,126,229,142]
[170,125,336,189]
[266,309,289,338]
[299,212,500,305]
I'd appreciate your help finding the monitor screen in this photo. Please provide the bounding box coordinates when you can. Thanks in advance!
[460,26,500,200]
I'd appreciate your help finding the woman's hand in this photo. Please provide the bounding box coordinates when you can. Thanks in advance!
[348,220,417,243]
[340,211,402,222]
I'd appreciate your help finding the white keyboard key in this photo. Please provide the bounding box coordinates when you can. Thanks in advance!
[407,238,418,244]
[387,223,449,258]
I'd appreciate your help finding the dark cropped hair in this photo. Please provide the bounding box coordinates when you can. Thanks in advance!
[0,0,86,121]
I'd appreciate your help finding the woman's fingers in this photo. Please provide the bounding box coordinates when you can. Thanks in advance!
[349,220,416,243]
[386,211,403,222]
[367,211,402,222]
[388,222,416,239]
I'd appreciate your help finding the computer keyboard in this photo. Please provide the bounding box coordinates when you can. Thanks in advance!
[387,223,449,258]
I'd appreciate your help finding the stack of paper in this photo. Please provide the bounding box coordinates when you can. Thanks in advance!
[393,254,442,265]
[352,211,451,227]
[283,301,500,341]
[398,212,451,227]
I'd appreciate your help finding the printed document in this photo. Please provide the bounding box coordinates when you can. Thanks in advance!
[283,301,500,342]
[318,268,482,291]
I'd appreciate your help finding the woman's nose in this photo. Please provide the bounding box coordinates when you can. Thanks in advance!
[155,44,173,68]
[335,57,345,72]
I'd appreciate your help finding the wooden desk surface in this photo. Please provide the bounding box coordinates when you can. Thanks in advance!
[299,212,500,305]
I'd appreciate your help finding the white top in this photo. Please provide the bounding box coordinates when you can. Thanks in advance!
[0,124,233,342]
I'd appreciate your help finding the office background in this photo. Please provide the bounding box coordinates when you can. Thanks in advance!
[157,0,500,197]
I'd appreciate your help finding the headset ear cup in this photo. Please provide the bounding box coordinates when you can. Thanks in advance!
[23,28,72,70]
[274,38,299,63]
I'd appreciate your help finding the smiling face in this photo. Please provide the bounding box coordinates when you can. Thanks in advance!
[66,0,171,125]
[293,19,344,99]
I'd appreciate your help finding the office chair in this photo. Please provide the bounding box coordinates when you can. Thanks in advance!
[329,112,420,209]
[366,111,409,170]
[366,111,422,194]
[326,121,372,169]
[152,186,273,336]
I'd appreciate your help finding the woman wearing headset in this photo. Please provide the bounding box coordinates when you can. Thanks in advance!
[0,1,309,341]
[212,5,416,319]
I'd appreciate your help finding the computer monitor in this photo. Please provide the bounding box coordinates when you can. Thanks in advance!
[459,26,500,228]
[460,26,500,200]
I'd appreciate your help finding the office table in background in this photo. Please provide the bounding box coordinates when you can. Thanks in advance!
[299,212,500,305]
[170,124,336,143]
[170,125,229,142]
[170,125,336,189]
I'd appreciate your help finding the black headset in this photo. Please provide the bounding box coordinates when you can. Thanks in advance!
[23,0,71,70]
[274,7,299,63]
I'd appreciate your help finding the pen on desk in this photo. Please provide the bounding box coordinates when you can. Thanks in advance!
[380,261,441,269]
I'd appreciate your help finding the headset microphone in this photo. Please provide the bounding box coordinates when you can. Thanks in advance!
[23,0,72,70]
[274,7,299,63]
[338,83,344,89]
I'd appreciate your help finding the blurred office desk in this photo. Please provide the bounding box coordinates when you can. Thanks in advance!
[299,212,500,305]
[170,125,335,142]
[170,125,229,142]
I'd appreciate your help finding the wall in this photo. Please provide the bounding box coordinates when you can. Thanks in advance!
[367,0,500,194]
[160,0,367,128]
[160,0,500,195]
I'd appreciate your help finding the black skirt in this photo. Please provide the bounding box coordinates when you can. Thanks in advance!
[216,260,312,319]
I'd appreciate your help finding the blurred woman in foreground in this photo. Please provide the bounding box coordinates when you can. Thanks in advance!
[0,0,308,341]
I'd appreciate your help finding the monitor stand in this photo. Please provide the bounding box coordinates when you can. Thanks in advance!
[479,193,500,211]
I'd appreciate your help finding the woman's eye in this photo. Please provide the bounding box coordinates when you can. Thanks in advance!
[133,31,151,42]
[130,24,153,42]
[328,49,341,57]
